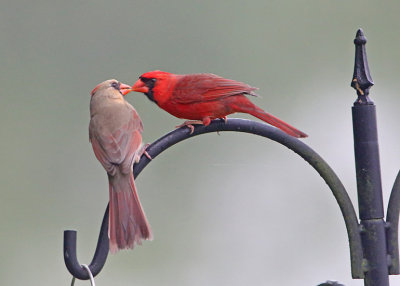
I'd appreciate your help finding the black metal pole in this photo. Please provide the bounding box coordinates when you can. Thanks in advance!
[351,29,389,286]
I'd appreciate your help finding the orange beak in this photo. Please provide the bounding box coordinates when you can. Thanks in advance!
[119,83,132,96]
[132,79,149,93]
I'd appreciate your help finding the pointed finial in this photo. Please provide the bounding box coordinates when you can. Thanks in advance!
[351,28,374,104]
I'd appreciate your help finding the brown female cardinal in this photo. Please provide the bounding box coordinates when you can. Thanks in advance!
[132,71,307,138]
[89,79,152,253]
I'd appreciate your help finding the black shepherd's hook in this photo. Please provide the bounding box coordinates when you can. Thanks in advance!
[63,118,364,280]
[64,205,109,280]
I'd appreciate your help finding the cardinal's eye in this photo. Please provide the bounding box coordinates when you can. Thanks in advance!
[111,82,119,89]
[151,78,156,83]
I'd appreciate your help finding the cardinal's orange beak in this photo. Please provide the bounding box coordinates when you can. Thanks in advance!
[132,79,149,93]
[120,83,132,96]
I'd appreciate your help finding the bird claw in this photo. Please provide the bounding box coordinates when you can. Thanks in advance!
[174,124,195,134]
[136,143,152,162]
[144,150,152,160]
[175,120,204,134]
[187,125,195,134]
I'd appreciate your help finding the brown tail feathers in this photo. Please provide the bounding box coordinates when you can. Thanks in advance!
[108,172,152,253]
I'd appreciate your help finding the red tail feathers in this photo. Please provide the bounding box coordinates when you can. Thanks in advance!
[108,172,152,253]
[230,96,308,138]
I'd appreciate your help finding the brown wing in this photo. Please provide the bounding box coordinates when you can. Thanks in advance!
[171,73,258,104]
[89,105,143,175]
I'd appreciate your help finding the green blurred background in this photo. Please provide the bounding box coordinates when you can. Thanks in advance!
[1,1,400,285]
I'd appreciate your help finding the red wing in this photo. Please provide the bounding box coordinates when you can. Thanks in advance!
[171,73,258,104]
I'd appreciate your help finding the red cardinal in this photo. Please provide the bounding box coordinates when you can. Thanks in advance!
[132,71,307,138]
[89,79,152,253]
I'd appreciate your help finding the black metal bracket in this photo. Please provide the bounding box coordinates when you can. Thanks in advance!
[351,28,399,286]
[63,28,400,285]
[64,118,364,280]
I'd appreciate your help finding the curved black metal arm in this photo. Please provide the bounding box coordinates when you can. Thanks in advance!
[386,170,400,274]
[64,118,363,279]
[64,205,109,280]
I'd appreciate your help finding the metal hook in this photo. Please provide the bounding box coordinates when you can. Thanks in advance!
[64,205,109,280]
[63,118,363,279]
